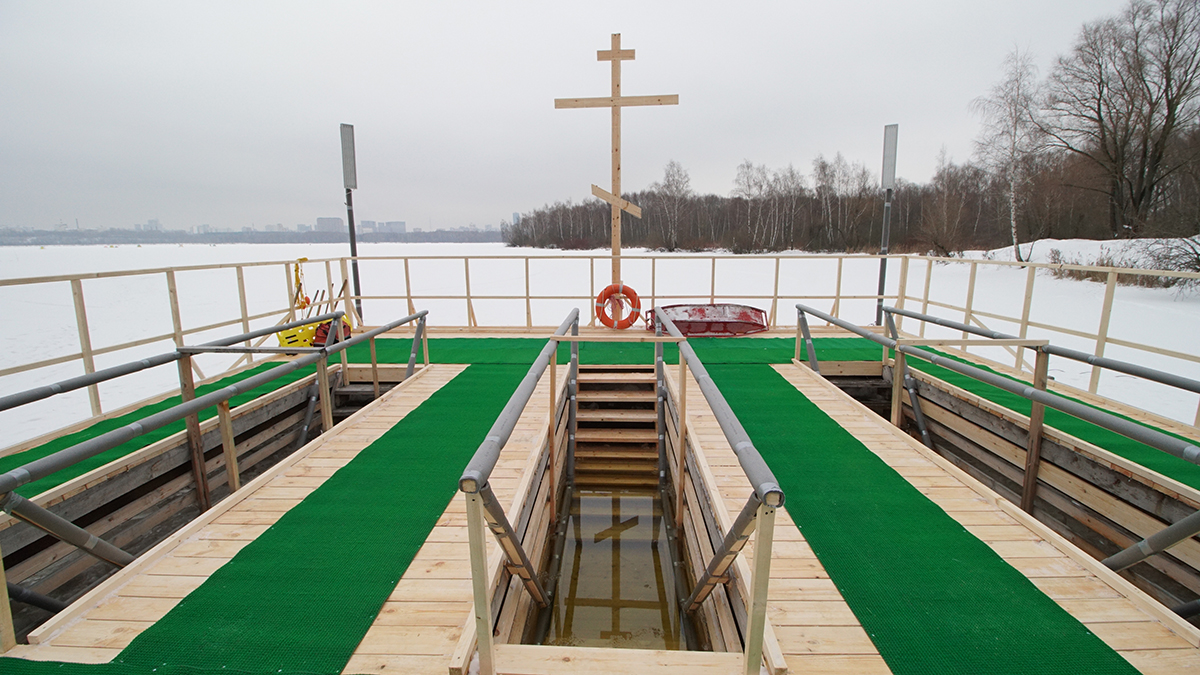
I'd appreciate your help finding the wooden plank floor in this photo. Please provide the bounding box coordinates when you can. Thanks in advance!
[5,364,468,664]
[669,368,893,675]
[6,362,562,675]
[770,362,1200,675]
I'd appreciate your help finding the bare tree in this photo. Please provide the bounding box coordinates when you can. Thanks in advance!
[1040,0,1200,237]
[650,160,692,250]
[972,48,1040,261]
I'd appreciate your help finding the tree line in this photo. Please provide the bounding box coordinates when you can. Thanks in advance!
[506,0,1200,257]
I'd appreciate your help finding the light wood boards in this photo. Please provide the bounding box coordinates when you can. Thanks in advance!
[774,363,1200,673]
[7,365,454,663]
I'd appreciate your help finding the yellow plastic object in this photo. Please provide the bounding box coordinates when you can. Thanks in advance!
[278,323,317,348]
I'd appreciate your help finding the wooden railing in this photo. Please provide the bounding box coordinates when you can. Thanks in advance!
[3,252,1198,450]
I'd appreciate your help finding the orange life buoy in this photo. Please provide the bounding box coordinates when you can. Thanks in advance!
[595,283,641,329]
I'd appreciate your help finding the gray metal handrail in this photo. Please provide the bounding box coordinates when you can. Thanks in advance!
[459,308,579,494]
[0,309,427,572]
[883,305,1200,396]
[796,304,1200,466]
[653,308,785,508]
[0,312,346,413]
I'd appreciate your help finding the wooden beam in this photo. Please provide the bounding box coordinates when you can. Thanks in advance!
[597,48,635,61]
[590,184,643,218]
[1090,270,1118,393]
[0,541,14,652]
[316,356,334,435]
[1020,349,1050,513]
[890,352,906,427]
[217,400,240,492]
[176,354,211,512]
[69,278,102,416]
[553,94,679,109]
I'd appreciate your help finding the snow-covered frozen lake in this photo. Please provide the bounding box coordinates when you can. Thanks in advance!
[1,240,1197,448]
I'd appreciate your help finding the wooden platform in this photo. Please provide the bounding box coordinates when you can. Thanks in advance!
[769,363,1200,674]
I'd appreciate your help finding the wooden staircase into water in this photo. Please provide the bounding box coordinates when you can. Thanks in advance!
[573,365,660,489]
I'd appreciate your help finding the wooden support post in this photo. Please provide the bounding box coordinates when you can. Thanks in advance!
[217,400,240,492]
[743,503,776,675]
[236,266,251,356]
[793,319,801,363]
[961,261,977,338]
[895,256,909,333]
[709,256,717,304]
[919,259,932,337]
[769,257,781,327]
[317,356,334,434]
[464,259,477,328]
[177,354,212,512]
[1020,348,1051,513]
[589,257,596,327]
[525,257,532,328]
[340,258,360,330]
[0,542,14,653]
[675,353,687,531]
[1194,399,1200,429]
[285,262,297,322]
[650,257,657,312]
[890,351,906,427]
[1089,270,1119,393]
[1015,264,1036,372]
[324,260,336,323]
[466,492,495,675]
[369,336,381,398]
[70,278,102,416]
[548,362,557,519]
[337,278,351,370]
[422,327,430,366]
[403,258,416,316]
[832,257,844,319]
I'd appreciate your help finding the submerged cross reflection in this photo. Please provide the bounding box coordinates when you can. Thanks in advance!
[541,489,683,650]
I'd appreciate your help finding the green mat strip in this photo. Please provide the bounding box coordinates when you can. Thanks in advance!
[707,363,1137,675]
[1,362,318,498]
[0,364,525,675]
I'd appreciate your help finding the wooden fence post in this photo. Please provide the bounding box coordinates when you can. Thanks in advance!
[70,278,102,416]
[177,354,212,511]
[709,256,717,304]
[895,256,909,333]
[285,262,297,322]
[404,258,416,316]
[236,266,251,356]
[832,257,844,320]
[961,261,978,338]
[317,356,334,434]
[1015,264,1036,373]
[651,257,657,315]
[675,353,687,531]
[466,492,495,675]
[369,337,381,399]
[1089,271,1119,393]
[525,257,532,328]
[589,257,596,327]
[167,271,204,381]
[464,258,477,328]
[919,259,933,337]
[743,503,776,675]
[548,360,557,518]
[340,258,360,329]
[890,351,907,427]
[769,257,781,327]
[217,401,240,492]
[1020,349,1050,513]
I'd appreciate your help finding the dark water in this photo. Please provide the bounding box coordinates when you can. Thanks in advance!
[541,489,684,650]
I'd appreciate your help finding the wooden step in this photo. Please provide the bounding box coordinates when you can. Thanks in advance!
[573,474,661,488]
[575,446,659,461]
[576,428,659,443]
[577,372,657,384]
[576,408,658,423]
[576,390,656,403]
[574,461,659,475]
[578,364,655,372]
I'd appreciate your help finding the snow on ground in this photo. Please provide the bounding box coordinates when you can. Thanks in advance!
[1,240,1197,448]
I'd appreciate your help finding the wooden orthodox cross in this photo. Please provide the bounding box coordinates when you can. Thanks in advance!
[556,34,678,286]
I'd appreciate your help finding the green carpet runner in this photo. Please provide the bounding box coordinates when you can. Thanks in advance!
[707,363,1138,675]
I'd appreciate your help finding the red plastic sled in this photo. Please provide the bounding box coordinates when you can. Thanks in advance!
[644,304,769,337]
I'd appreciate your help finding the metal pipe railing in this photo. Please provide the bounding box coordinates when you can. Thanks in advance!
[1104,509,1200,572]
[0,492,134,567]
[459,309,579,494]
[0,310,428,497]
[653,308,785,508]
[0,312,345,413]
[797,304,1200,466]
[884,305,1200,397]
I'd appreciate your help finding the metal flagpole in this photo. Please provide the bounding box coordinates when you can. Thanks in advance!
[875,124,898,326]
[340,123,364,322]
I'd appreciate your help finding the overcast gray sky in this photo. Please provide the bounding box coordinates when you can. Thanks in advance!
[0,1,1129,232]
